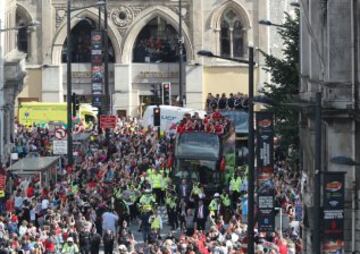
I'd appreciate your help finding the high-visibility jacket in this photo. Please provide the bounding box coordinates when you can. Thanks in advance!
[152,174,162,189]
[150,215,161,230]
[192,184,201,196]
[209,199,220,212]
[230,177,242,193]
[161,177,169,191]
[221,194,231,207]
[139,194,155,212]
[165,195,177,209]
[61,243,79,254]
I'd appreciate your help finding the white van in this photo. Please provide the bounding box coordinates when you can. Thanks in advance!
[141,105,206,133]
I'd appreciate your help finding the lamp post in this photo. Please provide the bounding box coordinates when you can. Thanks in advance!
[258,20,291,29]
[198,48,256,254]
[66,0,106,167]
[178,0,184,107]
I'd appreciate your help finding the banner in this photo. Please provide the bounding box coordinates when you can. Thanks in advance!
[256,112,275,232]
[323,172,345,254]
[91,31,103,107]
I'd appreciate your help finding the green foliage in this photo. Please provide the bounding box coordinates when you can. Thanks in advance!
[259,9,300,153]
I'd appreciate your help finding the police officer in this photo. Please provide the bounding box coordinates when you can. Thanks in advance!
[151,169,164,204]
[165,189,178,230]
[138,189,156,214]
[138,189,156,243]
[221,192,232,224]
[229,171,242,208]
[149,208,162,243]
[209,193,221,221]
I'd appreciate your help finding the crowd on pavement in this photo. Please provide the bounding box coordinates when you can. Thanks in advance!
[0,115,303,254]
[206,93,249,112]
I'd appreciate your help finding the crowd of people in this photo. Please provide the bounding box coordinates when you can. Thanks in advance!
[0,116,303,254]
[206,93,249,112]
[176,112,230,136]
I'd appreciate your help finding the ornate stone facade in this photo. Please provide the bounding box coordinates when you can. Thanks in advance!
[15,0,292,116]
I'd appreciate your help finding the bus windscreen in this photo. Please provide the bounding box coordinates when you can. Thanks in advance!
[175,132,220,161]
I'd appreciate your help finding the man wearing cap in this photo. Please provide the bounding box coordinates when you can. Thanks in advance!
[209,193,221,221]
[138,189,156,214]
[61,237,79,254]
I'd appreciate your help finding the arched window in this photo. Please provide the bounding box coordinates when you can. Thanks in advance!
[220,10,245,58]
[133,17,186,63]
[61,18,115,63]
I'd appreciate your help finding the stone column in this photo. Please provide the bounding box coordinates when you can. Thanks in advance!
[185,64,204,110]
[113,64,135,116]
[42,65,64,102]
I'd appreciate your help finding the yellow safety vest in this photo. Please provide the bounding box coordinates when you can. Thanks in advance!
[230,177,241,193]
[151,216,161,230]
[152,174,162,189]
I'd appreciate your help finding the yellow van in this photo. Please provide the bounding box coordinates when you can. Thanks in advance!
[18,102,98,129]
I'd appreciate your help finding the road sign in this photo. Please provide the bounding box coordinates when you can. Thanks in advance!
[53,140,68,155]
[55,128,67,140]
[100,115,117,129]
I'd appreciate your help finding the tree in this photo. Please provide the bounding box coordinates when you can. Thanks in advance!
[259,9,300,159]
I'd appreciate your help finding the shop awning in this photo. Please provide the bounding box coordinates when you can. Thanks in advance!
[8,157,60,172]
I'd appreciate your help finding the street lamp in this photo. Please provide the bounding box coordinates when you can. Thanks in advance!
[197,48,256,254]
[0,21,40,32]
[66,0,106,167]
[258,19,289,29]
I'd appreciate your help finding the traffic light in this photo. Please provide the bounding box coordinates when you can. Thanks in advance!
[72,93,80,117]
[153,107,161,126]
[162,82,171,105]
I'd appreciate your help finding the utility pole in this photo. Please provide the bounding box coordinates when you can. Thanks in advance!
[178,0,183,107]
[313,92,322,253]
[66,0,73,166]
[247,46,255,254]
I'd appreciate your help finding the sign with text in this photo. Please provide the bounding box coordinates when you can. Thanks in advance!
[91,31,103,107]
[256,112,275,232]
[100,115,117,129]
[53,140,68,155]
[323,172,345,254]
[258,194,275,232]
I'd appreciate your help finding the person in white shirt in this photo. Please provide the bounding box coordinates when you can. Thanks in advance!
[102,209,119,235]
[14,192,24,212]
[41,197,49,211]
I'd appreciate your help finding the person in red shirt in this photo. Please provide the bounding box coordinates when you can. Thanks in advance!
[177,120,186,134]
[26,183,34,198]
[214,121,225,135]
[277,238,288,254]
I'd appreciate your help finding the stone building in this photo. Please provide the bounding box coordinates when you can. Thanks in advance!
[300,0,360,253]
[14,0,293,117]
[0,0,28,162]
